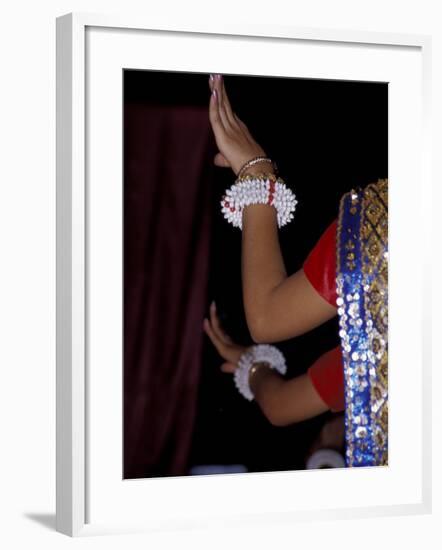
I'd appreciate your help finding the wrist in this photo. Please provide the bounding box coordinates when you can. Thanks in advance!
[248,361,273,389]
[233,345,287,401]
[221,173,297,230]
[241,163,276,178]
[242,202,278,224]
[250,363,284,403]
[236,155,276,178]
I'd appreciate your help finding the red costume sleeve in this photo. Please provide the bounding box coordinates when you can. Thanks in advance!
[303,219,338,307]
[307,346,345,412]
[303,221,343,411]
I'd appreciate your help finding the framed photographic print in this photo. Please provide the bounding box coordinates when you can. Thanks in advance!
[56,12,432,536]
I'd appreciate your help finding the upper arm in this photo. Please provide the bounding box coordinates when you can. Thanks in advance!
[249,268,337,343]
[248,219,338,343]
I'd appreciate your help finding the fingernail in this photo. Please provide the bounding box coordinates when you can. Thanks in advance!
[211,300,216,309]
[212,89,217,100]
[209,74,214,81]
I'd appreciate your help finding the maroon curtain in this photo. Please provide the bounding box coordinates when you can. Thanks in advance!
[124,103,214,478]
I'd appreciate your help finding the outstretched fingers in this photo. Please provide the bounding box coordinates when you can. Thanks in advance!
[203,303,240,373]
[210,302,233,344]
[212,74,248,134]
[203,317,226,357]
[208,76,225,135]
[234,113,249,133]
[212,74,233,131]
[220,361,237,374]
[218,75,238,128]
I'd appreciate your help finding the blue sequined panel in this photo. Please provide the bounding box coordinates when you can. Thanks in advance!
[336,179,388,467]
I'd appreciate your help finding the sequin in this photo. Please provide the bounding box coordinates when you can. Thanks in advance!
[337,178,388,467]
[349,303,359,318]
[355,364,366,376]
[355,426,367,438]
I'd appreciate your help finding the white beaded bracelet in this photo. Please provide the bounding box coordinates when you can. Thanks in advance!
[234,345,287,401]
[221,174,297,230]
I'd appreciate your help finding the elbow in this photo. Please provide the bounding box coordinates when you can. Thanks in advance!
[247,315,271,344]
[264,408,292,427]
[267,413,287,427]
[250,330,268,345]
[260,396,292,427]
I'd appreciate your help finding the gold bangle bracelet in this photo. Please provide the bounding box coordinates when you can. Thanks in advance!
[235,171,280,184]
[248,362,272,386]
[237,157,274,179]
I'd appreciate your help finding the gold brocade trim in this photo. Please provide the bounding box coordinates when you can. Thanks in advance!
[362,179,388,466]
[336,178,388,467]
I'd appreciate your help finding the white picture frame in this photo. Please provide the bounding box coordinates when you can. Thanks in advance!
[56,12,432,537]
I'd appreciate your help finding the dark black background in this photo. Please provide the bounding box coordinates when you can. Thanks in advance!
[124,70,388,473]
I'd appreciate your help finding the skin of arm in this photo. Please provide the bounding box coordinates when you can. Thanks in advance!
[249,363,329,426]
[242,204,336,343]
[208,74,337,343]
[205,75,335,425]
[203,303,330,427]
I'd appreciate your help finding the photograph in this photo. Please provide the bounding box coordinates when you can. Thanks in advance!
[123,69,388,480]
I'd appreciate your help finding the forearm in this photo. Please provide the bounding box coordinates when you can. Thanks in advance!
[240,177,336,343]
[250,364,286,425]
[241,203,288,340]
[250,364,329,426]
[209,74,336,343]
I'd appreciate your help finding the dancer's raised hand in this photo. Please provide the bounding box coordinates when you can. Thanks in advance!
[208,74,271,176]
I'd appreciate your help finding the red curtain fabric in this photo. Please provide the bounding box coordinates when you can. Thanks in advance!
[124,103,214,478]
